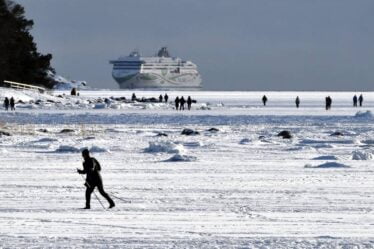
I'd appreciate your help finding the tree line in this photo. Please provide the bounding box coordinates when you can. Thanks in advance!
[0,0,54,88]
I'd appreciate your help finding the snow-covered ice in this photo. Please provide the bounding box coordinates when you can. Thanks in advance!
[0,88,374,248]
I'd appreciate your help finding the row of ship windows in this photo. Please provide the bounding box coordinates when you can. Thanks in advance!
[113,67,195,70]
[114,62,191,67]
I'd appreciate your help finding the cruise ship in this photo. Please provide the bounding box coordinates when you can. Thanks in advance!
[110,47,202,90]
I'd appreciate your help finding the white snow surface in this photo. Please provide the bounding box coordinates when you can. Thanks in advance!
[0,89,374,248]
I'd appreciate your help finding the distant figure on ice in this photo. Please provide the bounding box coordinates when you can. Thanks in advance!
[359,94,363,107]
[180,96,186,110]
[295,96,300,108]
[187,96,192,110]
[159,94,163,102]
[325,96,332,110]
[77,149,115,209]
[71,88,77,96]
[164,93,168,103]
[4,97,9,111]
[262,95,268,106]
[175,96,180,110]
[131,93,137,101]
[10,97,15,111]
[353,95,358,107]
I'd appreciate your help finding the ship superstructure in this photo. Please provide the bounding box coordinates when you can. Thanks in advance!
[110,47,202,89]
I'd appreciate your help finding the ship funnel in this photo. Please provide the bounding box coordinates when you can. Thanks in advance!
[157,47,170,57]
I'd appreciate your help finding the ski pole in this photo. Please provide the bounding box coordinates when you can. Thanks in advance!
[109,192,131,203]
[78,172,106,210]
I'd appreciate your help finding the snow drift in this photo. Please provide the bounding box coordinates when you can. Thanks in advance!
[305,162,350,168]
[144,141,185,154]
[164,153,197,162]
[351,150,373,160]
[354,110,374,118]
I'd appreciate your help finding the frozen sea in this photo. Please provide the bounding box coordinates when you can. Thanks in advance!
[0,88,374,248]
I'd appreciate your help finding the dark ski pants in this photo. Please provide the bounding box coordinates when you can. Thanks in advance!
[85,182,114,208]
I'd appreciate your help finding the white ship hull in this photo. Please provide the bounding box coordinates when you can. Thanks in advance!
[112,71,202,90]
[110,47,202,90]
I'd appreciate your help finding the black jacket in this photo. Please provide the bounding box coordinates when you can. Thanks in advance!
[78,157,102,185]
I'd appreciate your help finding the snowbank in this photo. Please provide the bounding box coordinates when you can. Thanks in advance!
[183,141,204,148]
[32,138,59,143]
[305,162,350,168]
[164,153,197,162]
[88,145,110,153]
[239,138,251,144]
[351,150,373,160]
[144,141,185,154]
[54,145,81,153]
[354,110,374,118]
[312,155,338,160]
[94,103,107,109]
[54,145,110,153]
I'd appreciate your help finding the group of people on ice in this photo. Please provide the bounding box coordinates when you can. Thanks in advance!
[130,93,195,110]
[353,94,364,107]
[261,94,365,109]
[3,97,16,111]
[174,96,194,110]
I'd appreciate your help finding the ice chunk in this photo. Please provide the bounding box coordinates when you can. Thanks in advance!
[351,150,373,160]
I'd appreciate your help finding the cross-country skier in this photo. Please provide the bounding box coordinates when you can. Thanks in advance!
[77,149,115,209]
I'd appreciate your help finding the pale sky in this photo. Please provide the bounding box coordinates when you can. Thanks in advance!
[17,0,374,90]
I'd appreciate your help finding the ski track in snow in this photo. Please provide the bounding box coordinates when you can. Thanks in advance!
[0,90,374,248]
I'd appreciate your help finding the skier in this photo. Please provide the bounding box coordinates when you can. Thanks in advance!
[295,96,300,108]
[159,94,163,102]
[180,96,186,110]
[353,95,358,107]
[262,95,268,106]
[359,94,363,107]
[77,149,115,209]
[174,96,180,110]
[164,93,169,103]
[10,97,15,111]
[4,97,9,111]
[187,96,192,110]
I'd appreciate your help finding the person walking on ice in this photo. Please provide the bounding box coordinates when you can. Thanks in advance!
[10,97,15,111]
[359,94,364,107]
[4,97,9,111]
[77,149,115,209]
[187,96,192,110]
[353,95,358,107]
[262,95,268,106]
[295,96,300,108]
